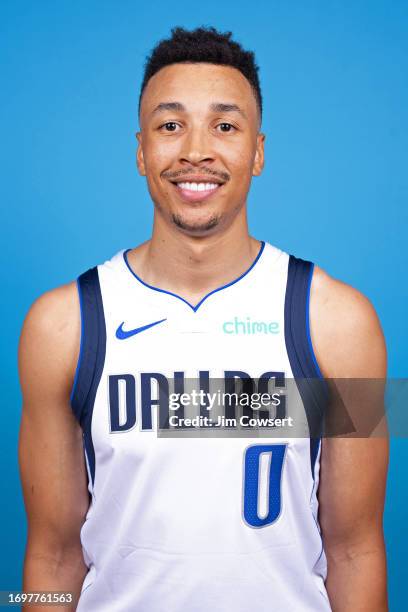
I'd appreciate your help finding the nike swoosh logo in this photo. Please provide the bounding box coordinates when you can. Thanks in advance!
[116,318,167,340]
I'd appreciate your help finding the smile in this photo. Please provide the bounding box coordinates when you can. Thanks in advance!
[171,180,223,203]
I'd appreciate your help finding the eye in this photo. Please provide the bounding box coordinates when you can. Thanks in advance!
[217,122,235,133]
[159,122,180,132]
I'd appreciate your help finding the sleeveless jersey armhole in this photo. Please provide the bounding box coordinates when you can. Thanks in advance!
[70,277,84,409]
[305,263,325,380]
[284,255,328,478]
[70,266,106,487]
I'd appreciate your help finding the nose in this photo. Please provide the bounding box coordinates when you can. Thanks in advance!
[179,125,215,166]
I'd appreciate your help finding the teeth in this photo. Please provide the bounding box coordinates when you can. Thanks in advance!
[177,182,219,192]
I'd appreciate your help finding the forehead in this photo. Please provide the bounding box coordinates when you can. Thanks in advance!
[140,63,258,120]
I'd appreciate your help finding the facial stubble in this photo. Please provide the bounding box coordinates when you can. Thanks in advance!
[172,212,221,234]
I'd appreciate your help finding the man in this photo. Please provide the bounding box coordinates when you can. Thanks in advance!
[19,26,388,611]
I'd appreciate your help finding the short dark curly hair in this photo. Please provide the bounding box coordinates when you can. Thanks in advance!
[139,26,262,120]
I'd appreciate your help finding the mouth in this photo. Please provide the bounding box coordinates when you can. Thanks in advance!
[169,177,224,203]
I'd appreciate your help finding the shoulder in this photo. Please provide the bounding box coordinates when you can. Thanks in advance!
[20,281,79,344]
[18,282,80,397]
[309,265,386,378]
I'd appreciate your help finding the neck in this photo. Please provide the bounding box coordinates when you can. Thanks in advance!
[127,212,262,306]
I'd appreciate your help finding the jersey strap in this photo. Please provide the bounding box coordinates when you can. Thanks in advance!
[70,266,106,486]
[284,255,328,476]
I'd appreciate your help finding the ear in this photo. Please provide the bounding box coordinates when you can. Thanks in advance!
[136,132,146,176]
[252,132,265,176]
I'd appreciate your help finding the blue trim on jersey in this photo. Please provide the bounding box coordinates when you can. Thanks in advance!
[70,278,84,404]
[284,255,328,479]
[123,241,266,312]
[308,438,325,565]
[310,434,321,480]
[70,267,106,487]
[306,263,325,380]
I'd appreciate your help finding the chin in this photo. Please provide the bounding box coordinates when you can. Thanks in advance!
[172,213,221,234]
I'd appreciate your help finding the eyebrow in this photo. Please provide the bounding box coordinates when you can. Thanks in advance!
[151,101,247,119]
[210,103,247,118]
[151,102,185,116]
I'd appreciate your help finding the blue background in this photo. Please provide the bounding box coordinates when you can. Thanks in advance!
[1,0,407,608]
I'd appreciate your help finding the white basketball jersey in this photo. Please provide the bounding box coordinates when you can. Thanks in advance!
[70,240,331,611]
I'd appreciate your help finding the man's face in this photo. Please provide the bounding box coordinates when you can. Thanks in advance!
[137,63,264,235]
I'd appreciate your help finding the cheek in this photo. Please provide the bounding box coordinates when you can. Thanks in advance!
[144,152,169,173]
[227,156,256,187]
[219,138,256,174]
[143,139,178,174]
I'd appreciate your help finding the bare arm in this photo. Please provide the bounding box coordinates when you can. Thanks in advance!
[18,282,90,611]
[311,267,389,611]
